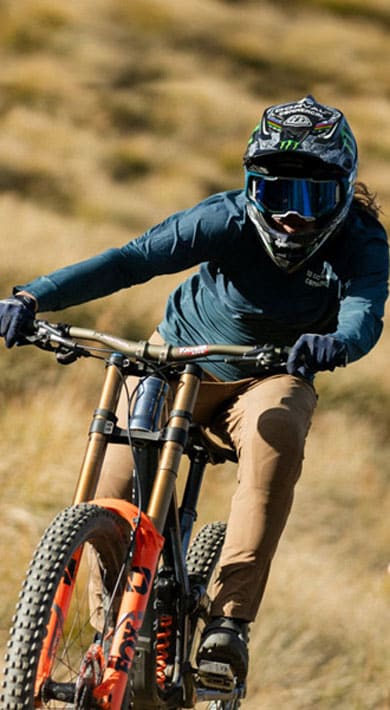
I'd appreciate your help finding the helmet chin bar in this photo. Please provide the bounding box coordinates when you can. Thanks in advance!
[246,200,349,273]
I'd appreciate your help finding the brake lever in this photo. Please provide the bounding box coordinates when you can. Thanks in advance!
[23,321,91,362]
[55,349,87,365]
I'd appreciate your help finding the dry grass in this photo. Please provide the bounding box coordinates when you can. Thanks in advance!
[0,0,389,706]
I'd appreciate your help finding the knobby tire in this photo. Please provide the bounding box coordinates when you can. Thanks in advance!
[1,503,132,709]
[3,511,239,710]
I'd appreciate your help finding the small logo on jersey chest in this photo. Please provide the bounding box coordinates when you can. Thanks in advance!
[305,262,339,289]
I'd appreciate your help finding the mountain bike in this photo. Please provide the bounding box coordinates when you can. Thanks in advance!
[1,319,289,709]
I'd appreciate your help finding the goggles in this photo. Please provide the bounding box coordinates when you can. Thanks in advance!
[247,172,343,220]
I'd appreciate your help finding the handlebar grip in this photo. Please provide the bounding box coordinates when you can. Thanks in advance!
[20,319,37,336]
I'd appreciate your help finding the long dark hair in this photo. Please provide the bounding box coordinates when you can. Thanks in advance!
[353,181,381,218]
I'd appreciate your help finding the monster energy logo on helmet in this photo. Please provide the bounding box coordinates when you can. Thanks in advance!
[280,139,300,151]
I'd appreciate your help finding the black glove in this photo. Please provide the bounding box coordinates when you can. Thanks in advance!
[0,294,36,348]
[287,334,348,378]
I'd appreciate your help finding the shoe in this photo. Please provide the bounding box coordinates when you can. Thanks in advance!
[196,616,249,686]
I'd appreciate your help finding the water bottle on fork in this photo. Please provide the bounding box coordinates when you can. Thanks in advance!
[130,375,168,432]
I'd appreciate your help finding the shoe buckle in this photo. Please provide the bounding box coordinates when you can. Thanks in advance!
[198,660,235,691]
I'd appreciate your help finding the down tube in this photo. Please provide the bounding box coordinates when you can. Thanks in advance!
[92,498,164,709]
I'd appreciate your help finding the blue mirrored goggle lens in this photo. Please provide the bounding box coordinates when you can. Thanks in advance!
[252,175,341,219]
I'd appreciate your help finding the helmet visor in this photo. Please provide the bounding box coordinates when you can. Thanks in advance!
[247,172,342,220]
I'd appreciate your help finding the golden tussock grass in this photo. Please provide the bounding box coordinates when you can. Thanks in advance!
[0,0,389,706]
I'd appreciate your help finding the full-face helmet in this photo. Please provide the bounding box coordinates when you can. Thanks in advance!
[243,96,358,272]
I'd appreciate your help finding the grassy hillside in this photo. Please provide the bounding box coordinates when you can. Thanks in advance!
[0,1,389,707]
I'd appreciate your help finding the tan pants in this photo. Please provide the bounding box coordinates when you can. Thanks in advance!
[95,334,317,623]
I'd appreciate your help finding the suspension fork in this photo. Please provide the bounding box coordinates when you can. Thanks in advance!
[73,356,203,523]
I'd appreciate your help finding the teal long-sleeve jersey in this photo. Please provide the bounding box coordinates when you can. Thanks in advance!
[20,190,389,381]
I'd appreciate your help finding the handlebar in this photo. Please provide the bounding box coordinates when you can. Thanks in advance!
[25,319,290,371]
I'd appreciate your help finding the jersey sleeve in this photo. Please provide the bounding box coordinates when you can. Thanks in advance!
[17,192,243,312]
[332,215,389,362]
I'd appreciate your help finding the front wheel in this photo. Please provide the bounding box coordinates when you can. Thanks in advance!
[1,503,132,709]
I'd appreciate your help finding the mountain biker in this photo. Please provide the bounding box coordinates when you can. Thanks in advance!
[0,96,388,687]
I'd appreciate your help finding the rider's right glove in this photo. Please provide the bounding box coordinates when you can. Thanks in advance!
[0,294,36,348]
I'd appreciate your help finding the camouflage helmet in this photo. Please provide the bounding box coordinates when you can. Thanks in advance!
[243,95,357,175]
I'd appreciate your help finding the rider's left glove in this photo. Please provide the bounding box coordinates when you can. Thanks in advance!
[0,294,36,348]
[287,334,348,379]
